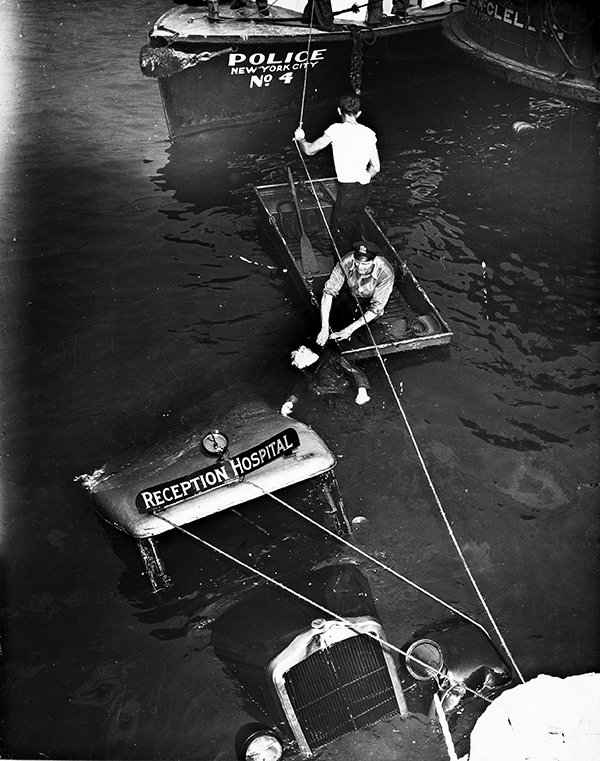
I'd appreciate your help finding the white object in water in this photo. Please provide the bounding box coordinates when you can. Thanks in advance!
[512,121,536,134]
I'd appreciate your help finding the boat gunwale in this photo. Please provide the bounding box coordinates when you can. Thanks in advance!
[254,176,453,359]
[147,2,460,44]
[148,22,436,47]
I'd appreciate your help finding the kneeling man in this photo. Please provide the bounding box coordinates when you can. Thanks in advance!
[317,241,394,346]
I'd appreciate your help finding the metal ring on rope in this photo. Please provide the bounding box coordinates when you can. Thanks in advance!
[361,28,377,45]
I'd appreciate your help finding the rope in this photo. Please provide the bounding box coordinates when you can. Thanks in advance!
[250,482,491,633]
[543,0,600,72]
[290,154,524,685]
[296,8,369,123]
[289,0,523,684]
[154,511,494,705]
[546,0,596,37]
[522,0,599,73]
[350,25,365,94]
[298,4,316,129]
[139,44,236,78]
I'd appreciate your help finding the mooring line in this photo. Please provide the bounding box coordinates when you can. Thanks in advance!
[297,6,315,130]
[292,146,386,354]
[250,482,488,633]
[289,152,524,684]
[153,511,493,705]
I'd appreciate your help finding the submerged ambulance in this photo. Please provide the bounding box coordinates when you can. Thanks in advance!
[80,400,512,760]
[82,401,350,591]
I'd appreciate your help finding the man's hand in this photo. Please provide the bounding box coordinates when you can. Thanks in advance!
[316,327,329,346]
[331,325,354,341]
[294,128,306,141]
[280,395,297,416]
[280,401,294,416]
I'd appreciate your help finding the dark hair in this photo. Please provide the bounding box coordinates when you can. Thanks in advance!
[339,94,361,116]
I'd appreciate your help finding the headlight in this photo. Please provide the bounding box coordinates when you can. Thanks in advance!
[440,681,467,713]
[405,638,445,681]
[240,728,283,761]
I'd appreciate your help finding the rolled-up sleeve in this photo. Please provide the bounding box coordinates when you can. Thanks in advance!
[323,263,347,298]
[368,262,394,318]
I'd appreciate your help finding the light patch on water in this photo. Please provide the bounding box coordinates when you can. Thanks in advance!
[496,460,567,510]
[462,541,493,573]
[47,529,69,552]
[427,440,461,469]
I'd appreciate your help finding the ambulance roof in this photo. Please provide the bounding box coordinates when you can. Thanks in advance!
[84,403,336,539]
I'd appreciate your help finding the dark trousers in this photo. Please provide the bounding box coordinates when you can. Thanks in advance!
[302,0,334,31]
[332,181,371,255]
[366,0,383,26]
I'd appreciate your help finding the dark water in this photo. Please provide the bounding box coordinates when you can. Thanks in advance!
[1,1,599,759]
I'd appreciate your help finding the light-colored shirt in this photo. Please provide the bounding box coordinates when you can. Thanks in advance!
[323,253,395,318]
[324,122,377,185]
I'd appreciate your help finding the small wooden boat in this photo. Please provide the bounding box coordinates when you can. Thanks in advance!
[254,174,453,360]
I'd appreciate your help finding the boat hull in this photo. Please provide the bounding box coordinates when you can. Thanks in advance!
[442,1,600,103]
[154,36,372,136]
[142,3,460,138]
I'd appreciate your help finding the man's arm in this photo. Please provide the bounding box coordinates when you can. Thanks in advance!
[367,261,394,317]
[317,262,346,345]
[317,291,334,346]
[367,144,380,179]
[331,261,394,341]
[294,128,332,156]
[330,309,378,342]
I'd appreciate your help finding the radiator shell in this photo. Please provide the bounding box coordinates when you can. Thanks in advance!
[211,563,408,756]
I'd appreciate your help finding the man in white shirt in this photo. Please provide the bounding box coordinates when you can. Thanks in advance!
[294,94,380,254]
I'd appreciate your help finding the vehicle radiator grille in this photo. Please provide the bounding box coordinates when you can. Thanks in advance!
[284,633,400,751]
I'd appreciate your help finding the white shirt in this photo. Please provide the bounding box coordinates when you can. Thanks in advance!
[324,122,377,185]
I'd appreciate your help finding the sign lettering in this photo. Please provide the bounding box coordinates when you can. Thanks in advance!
[469,0,564,38]
[136,428,301,513]
[228,48,327,87]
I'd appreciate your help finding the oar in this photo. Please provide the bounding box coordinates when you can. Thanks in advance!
[286,166,320,276]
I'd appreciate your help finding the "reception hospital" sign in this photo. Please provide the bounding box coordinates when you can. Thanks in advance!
[136,428,300,513]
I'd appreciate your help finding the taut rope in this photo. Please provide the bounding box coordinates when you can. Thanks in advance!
[154,511,495,704]
[291,149,524,685]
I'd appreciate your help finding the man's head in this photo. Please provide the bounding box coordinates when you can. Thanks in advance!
[338,94,361,118]
[353,240,379,274]
[291,345,320,369]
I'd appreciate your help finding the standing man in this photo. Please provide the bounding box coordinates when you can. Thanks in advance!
[317,240,394,346]
[294,94,379,254]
